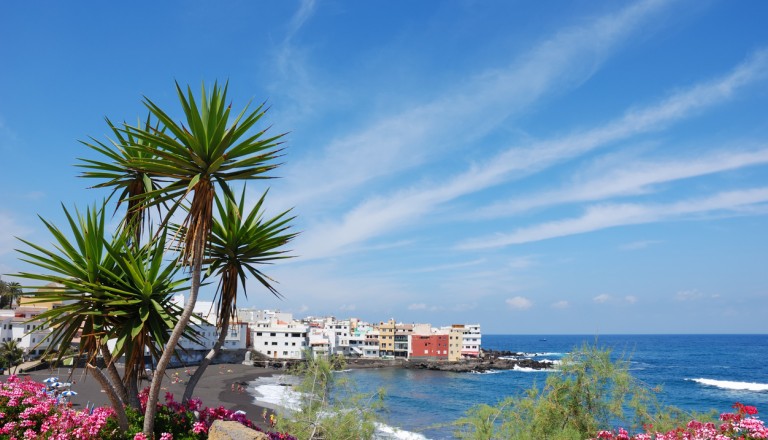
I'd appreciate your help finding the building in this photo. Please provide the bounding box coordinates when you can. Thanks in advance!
[446,325,465,361]
[251,318,309,360]
[410,334,449,360]
[462,324,482,358]
[394,323,413,359]
[0,306,52,359]
[377,319,396,357]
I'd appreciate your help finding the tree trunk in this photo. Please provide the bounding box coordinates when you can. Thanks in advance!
[101,345,129,405]
[182,312,231,403]
[142,229,205,435]
[87,363,129,431]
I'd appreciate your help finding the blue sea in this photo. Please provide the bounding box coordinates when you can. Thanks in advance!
[251,334,768,439]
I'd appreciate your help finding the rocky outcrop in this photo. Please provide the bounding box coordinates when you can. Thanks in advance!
[404,357,553,373]
[208,420,270,440]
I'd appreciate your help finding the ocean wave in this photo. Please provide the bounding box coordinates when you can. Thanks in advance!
[688,378,768,392]
[375,422,430,440]
[470,369,501,374]
[513,364,553,373]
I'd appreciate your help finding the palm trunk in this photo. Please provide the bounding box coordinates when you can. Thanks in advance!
[87,363,129,431]
[142,229,205,435]
[182,312,231,403]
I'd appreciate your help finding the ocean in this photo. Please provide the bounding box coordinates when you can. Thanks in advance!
[250,334,768,439]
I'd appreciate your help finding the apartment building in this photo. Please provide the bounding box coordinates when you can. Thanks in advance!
[462,324,482,358]
[377,319,396,357]
[0,306,51,359]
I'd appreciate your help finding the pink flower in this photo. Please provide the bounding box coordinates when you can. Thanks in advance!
[133,433,148,440]
[159,433,173,440]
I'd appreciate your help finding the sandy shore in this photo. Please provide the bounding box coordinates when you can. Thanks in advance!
[11,363,280,429]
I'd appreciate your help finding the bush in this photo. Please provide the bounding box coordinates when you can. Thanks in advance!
[453,344,705,440]
[275,354,385,440]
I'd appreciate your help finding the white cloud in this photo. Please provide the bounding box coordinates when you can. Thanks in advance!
[625,295,638,304]
[506,296,533,310]
[481,147,768,218]
[461,187,768,248]
[552,300,570,309]
[296,49,768,260]
[279,0,674,213]
[340,304,356,311]
[408,303,427,311]
[508,256,538,269]
[593,294,612,303]
[676,289,704,301]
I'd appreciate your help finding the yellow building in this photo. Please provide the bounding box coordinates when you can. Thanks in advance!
[377,319,396,357]
[448,324,465,361]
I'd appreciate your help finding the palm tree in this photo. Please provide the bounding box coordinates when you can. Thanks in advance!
[15,203,193,430]
[181,189,297,402]
[0,279,22,309]
[0,340,24,374]
[82,81,285,435]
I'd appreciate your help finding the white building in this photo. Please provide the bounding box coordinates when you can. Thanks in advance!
[462,324,482,358]
[0,306,52,360]
[251,319,309,360]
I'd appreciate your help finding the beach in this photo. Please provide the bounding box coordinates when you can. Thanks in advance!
[9,363,280,428]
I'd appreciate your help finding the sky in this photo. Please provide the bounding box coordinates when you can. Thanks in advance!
[1,1,767,334]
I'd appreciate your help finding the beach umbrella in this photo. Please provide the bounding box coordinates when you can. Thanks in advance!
[55,382,72,389]
[43,377,59,384]
[60,390,77,397]
[51,382,63,388]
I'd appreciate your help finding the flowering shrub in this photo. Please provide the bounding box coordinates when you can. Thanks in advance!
[1,376,296,440]
[592,403,768,440]
[0,374,113,439]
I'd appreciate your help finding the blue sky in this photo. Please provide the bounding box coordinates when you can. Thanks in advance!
[1,1,767,334]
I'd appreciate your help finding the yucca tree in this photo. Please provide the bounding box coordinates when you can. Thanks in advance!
[78,115,166,244]
[103,81,285,435]
[181,189,297,402]
[14,203,192,430]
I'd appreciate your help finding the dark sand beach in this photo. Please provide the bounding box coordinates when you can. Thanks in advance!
[10,363,280,428]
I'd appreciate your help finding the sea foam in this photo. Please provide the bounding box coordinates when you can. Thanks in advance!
[250,375,430,439]
[689,378,768,392]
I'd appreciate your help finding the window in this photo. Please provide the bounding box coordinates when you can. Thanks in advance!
[264,342,269,345]
[272,342,277,345]
[283,351,288,355]
[270,332,276,336]
[256,332,262,336]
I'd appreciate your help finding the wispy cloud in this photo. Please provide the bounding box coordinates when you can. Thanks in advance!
[552,300,570,309]
[480,147,768,218]
[295,48,768,260]
[506,296,533,310]
[624,295,638,304]
[279,0,675,214]
[461,187,768,248]
[675,289,704,301]
[593,294,612,303]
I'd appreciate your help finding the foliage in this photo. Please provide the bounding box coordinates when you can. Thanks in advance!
[0,279,22,309]
[592,402,768,439]
[454,344,698,440]
[0,375,296,440]
[0,340,24,373]
[276,354,385,440]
